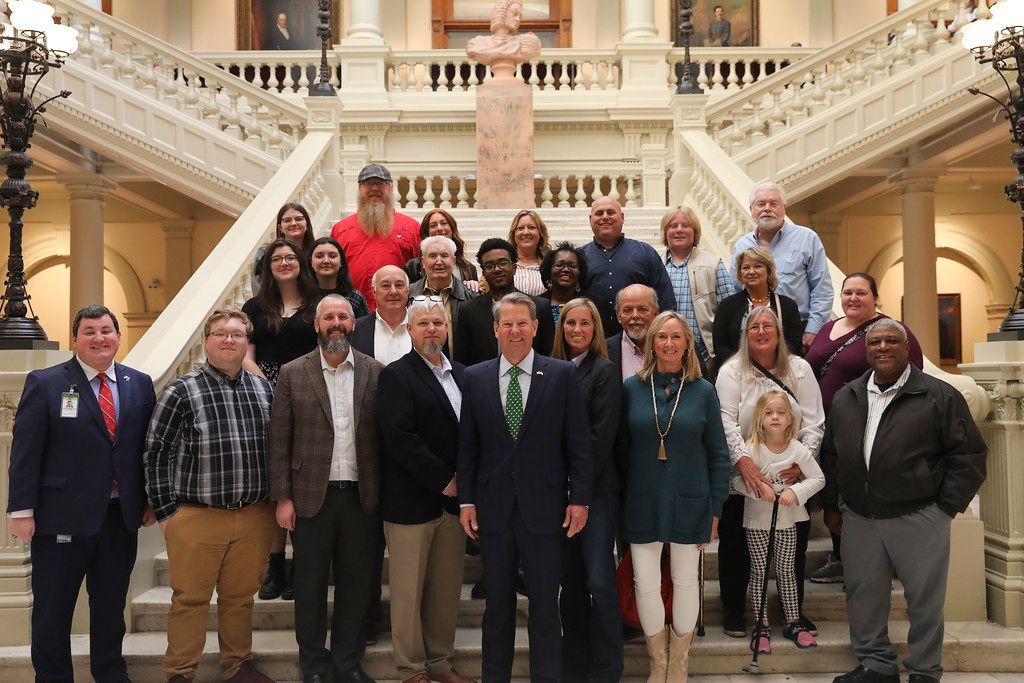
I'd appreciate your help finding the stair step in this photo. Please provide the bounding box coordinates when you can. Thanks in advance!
[0,622,1017,682]
[151,536,837,588]
[131,580,904,633]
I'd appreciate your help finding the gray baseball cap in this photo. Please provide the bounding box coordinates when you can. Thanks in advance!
[358,163,392,184]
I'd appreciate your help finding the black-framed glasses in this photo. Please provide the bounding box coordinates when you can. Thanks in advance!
[412,295,444,304]
[553,260,579,270]
[482,258,513,273]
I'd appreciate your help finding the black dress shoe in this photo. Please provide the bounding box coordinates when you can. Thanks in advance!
[907,676,938,683]
[722,612,746,638]
[471,579,485,599]
[303,674,329,683]
[336,666,375,683]
[832,665,900,683]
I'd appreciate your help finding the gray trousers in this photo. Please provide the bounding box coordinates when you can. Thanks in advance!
[841,502,951,679]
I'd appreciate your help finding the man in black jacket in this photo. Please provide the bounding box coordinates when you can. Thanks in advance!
[377,298,474,683]
[820,318,986,683]
[453,238,554,366]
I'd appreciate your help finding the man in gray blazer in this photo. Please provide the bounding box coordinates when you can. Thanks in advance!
[268,294,384,683]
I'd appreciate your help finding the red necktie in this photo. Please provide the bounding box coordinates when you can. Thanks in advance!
[99,373,118,492]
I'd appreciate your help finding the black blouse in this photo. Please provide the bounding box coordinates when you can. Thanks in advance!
[711,290,803,364]
[241,298,318,367]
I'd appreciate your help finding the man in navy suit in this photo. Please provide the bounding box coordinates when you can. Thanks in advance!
[458,292,592,683]
[7,304,157,683]
[378,297,474,683]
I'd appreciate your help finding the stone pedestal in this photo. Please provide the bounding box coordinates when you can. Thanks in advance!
[0,348,73,645]
[668,94,710,206]
[945,511,989,621]
[960,340,1024,627]
[474,77,535,210]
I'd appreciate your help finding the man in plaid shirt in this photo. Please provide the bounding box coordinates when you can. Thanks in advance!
[145,307,277,683]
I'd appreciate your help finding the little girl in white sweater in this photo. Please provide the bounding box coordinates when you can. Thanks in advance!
[732,390,825,654]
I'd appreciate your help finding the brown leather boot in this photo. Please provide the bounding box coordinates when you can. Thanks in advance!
[667,627,694,682]
[644,626,669,683]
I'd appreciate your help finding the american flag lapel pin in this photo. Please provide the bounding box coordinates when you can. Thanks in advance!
[123,375,131,382]
[536,371,544,376]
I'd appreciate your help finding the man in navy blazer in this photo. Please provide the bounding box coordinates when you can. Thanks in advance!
[458,292,592,683]
[7,304,157,683]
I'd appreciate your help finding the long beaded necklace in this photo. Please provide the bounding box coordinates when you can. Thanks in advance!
[650,372,684,461]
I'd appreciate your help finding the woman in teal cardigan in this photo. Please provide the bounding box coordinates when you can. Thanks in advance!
[618,311,731,682]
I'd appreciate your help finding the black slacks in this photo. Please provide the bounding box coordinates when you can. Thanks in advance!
[31,500,137,683]
[292,486,381,678]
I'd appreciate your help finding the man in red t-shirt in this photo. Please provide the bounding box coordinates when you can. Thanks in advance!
[331,163,420,311]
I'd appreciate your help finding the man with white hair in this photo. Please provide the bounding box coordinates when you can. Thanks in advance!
[332,164,421,311]
[409,235,478,352]
[729,182,833,352]
[351,265,413,366]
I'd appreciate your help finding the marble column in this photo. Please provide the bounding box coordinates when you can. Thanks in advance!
[60,175,116,336]
[161,220,194,302]
[890,169,941,360]
[346,0,383,43]
[621,0,658,41]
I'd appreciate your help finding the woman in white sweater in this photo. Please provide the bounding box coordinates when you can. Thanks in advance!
[714,306,825,638]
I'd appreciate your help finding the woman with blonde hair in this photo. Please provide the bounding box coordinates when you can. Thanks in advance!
[507,209,551,295]
[712,245,802,363]
[618,311,731,682]
[660,206,735,371]
[552,297,624,680]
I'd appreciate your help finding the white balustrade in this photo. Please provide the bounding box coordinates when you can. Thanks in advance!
[668,48,814,98]
[196,51,342,97]
[52,0,307,157]
[393,173,644,210]
[705,0,961,151]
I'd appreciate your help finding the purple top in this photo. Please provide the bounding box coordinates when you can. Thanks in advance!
[804,314,924,413]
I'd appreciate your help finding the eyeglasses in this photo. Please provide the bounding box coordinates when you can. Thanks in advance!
[208,331,248,341]
[412,295,444,304]
[280,216,306,225]
[482,258,513,273]
[553,260,579,270]
[270,254,299,264]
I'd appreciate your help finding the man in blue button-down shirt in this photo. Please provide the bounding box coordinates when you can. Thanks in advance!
[580,196,676,337]
[730,182,834,352]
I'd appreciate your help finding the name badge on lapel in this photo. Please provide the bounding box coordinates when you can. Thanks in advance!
[60,391,79,418]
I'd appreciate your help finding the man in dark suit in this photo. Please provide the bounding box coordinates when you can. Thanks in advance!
[265,11,295,49]
[378,298,474,683]
[7,304,157,683]
[350,264,411,365]
[458,292,593,683]
[269,294,384,683]
[605,284,659,382]
[453,238,554,366]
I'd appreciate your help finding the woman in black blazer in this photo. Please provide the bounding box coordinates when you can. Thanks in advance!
[551,297,625,682]
[712,245,803,365]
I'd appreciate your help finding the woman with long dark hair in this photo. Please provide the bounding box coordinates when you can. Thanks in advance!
[308,236,370,318]
[251,202,316,295]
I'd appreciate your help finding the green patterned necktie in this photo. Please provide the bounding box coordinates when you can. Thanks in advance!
[506,365,523,439]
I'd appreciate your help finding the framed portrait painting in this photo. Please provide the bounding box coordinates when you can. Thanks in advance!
[236,0,341,51]
[674,0,759,47]
[937,293,962,365]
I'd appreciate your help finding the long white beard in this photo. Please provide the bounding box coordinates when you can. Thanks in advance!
[357,196,395,238]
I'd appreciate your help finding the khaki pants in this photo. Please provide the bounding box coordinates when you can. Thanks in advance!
[163,502,276,679]
[385,512,466,677]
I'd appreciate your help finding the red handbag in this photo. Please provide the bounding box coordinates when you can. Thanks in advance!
[616,545,673,629]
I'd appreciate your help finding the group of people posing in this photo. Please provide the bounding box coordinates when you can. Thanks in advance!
[7,164,987,683]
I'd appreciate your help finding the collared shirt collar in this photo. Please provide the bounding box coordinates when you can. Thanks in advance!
[593,233,625,251]
[423,278,455,295]
[867,363,912,395]
[500,348,535,376]
[418,351,453,373]
[77,356,116,383]
[571,351,588,367]
[375,311,409,334]
[623,334,644,356]
[665,248,692,267]
[200,361,242,386]
[320,348,356,371]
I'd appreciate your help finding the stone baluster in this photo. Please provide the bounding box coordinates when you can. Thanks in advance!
[439,178,453,209]
[404,177,418,209]
[456,178,469,208]
[910,17,930,58]
[468,63,481,90]
[624,177,637,207]
[711,61,725,90]
[223,93,242,139]
[558,62,571,90]
[726,62,740,91]
[589,177,604,203]
[453,63,466,90]
[528,61,540,90]
[891,26,912,72]
[422,177,436,210]
[540,178,553,208]
[741,60,755,89]
[608,178,620,202]
[557,178,570,208]
[543,62,555,90]
[574,176,587,207]
[298,63,311,95]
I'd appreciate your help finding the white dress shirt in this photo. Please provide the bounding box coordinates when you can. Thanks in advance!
[863,364,912,468]
[419,352,462,420]
[321,349,359,481]
[499,349,534,411]
[374,312,412,366]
